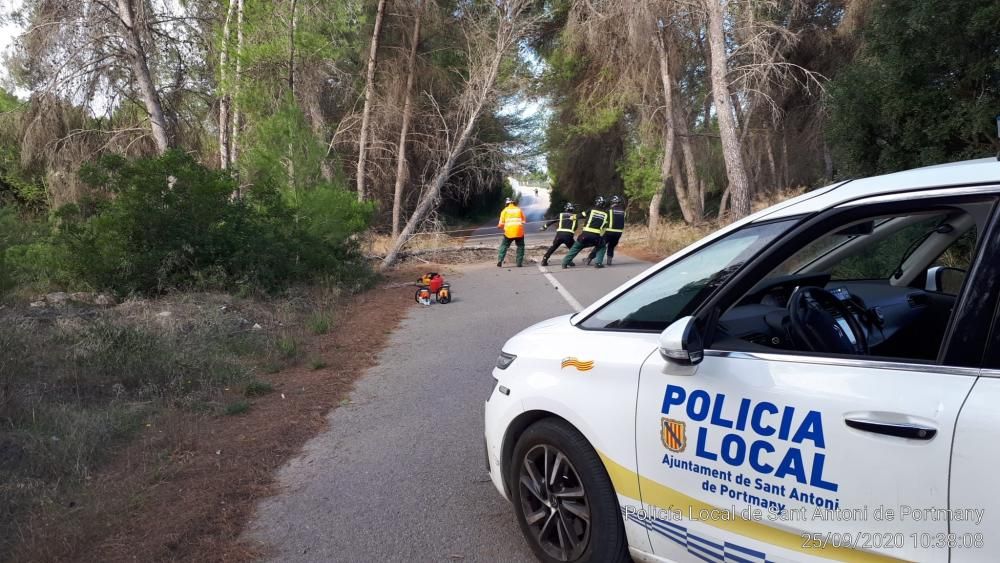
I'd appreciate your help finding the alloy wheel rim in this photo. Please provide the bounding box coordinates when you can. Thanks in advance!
[518,444,591,561]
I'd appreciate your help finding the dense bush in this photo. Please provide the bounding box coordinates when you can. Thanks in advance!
[827,0,1000,176]
[619,142,661,205]
[1,150,373,296]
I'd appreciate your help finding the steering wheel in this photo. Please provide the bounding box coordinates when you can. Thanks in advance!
[786,286,868,355]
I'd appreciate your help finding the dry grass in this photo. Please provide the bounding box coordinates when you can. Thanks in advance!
[620,187,809,262]
[366,232,468,256]
[0,285,348,561]
[751,186,809,213]
[620,222,715,262]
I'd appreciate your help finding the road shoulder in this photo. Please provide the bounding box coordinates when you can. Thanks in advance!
[11,271,420,562]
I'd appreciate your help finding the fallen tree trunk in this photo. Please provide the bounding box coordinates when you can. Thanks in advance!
[380,1,533,269]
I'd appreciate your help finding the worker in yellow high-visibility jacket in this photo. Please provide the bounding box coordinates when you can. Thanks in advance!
[497,197,526,267]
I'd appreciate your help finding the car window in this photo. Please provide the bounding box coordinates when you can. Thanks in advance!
[580,220,792,331]
[714,202,989,364]
[830,215,944,280]
[769,213,954,282]
[769,218,894,277]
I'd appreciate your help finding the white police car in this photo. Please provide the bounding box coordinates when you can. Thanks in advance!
[485,158,1000,563]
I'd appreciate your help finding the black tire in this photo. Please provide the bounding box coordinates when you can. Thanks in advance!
[414,288,422,303]
[437,290,451,304]
[509,419,630,563]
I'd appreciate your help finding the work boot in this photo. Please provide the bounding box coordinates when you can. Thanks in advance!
[497,261,502,267]
[567,262,576,267]
[607,256,613,266]
[561,264,568,269]
[595,263,605,269]
[541,259,549,267]
[517,263,523,267]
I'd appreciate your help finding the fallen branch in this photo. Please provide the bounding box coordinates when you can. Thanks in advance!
[367,243,550,262]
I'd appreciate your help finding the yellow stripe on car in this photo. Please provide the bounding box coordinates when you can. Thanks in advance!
[597,451,907,563]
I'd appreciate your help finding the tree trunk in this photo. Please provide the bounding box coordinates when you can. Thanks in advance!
[662,30,702,225]
[230,0,245,176]
[392,2,423,239]
[705,0,751,218]
[307,99,334,181]
[648,190,663,228]
[651,27,676,229]
[781,127,790,188]
[116,0,169,154]
[288,0,297,94]
[219,0,237,170]
[765,132,777,192]
[675,103,701,224]
[718,185,731,219]
[381,106,483,268]
[356,0,387,202]
[381,11,514,269]
[671,155,695,223]
[287,0,298,191]
[698,177,707,218]
[654,23,703,226]
[822,135,834,181]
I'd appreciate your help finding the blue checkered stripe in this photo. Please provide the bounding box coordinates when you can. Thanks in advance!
[623,508,773,563]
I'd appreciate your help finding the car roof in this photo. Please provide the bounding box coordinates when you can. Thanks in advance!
[760,157,1000,221]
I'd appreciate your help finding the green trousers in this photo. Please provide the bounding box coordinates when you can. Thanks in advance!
[498,236,525,266]
[563,232,606,266]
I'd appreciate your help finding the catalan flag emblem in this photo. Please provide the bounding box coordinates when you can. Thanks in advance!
[661,417,686,452]
[560,357,594,371]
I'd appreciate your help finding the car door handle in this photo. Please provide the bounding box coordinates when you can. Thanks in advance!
[844,417,937,440]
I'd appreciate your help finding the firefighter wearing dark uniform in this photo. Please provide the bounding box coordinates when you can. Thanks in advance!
[588,195,625,266]
[562,196,609,269]
[540,202,579,267]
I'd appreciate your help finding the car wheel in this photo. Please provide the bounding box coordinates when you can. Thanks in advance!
[509,419,630,563]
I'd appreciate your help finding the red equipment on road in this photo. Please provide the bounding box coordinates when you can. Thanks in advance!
[415,272,452,305]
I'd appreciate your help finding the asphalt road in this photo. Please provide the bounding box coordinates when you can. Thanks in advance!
[246,194,651,562]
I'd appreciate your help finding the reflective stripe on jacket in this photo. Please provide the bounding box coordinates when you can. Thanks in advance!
[557,212,577,233]
[582,209,608,235]
[498,205,526,238]
[607,209,626,232]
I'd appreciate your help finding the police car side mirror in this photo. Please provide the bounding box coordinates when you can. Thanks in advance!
[925,266,965,295]
[659,316,704,366]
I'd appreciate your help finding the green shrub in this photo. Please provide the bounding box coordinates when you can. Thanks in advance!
[619,142,662,205]
[244,380,274,397]
[307,312,332,335]
[0,207,17,293]
[309,359,328,370]
[224,400,250,416]
[827,0,1000,176]
[0,150,377,296]
[276,336,299,360]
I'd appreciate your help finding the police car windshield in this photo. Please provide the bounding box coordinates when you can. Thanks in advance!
[581,220,793,331]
